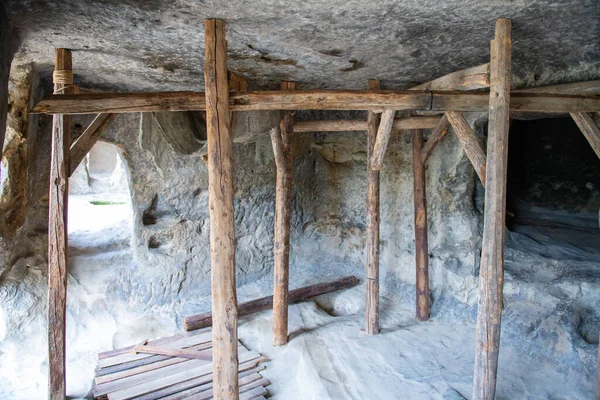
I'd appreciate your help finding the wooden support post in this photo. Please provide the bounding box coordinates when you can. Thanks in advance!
[597,335,600,400]
[570,112,600,159]
[473,18,512,400]
[272,81,295,346]
[412,129,429,321]
[446,111,487,185]
[204,19,238,400]
[48,47,73,400]
[421,114,450,164]
[370,109,396,170]
[365,79,381,335]
[69,113,118,175]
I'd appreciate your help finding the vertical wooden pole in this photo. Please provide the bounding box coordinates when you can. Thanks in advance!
[272,81,295,346]
[48,48,73,400]
[596,336,600,400]
[473,18,512,400]
[412,129,429,321]
[204,19,238,400]
[366,79,381,335]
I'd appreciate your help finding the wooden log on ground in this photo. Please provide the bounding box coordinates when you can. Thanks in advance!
[446,111,487,185]
[473,18,512,400]
[421,114,450,164]
[292,116,440,133]
[30,90,600,115]
[184,276,360,331]
[69,113,117,175]
[410,63,490,91]
[272,81,295,347]
[370,109,395,170]
[365,79,381,335]
[132,345,213,360]
[412,129,429,321]
[570,112,600,159]
[48,47,73,400]
[204,19,238,400]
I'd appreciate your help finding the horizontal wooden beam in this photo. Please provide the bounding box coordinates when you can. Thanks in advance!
[31,90,600,115]
[411,63,490,91]
[517,80,600,95]
[293,116,441,132]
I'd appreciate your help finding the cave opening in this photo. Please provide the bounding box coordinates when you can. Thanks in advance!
[506,116,600,259]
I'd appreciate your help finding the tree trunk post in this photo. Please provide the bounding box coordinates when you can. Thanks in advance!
[366,79,381,335]
[204,19,239,400]
[412,129,429,321]
[48,47,73,400]
[473,18,512,400]
[272,81,295,346]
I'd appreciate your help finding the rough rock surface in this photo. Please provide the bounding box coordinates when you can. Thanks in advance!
[4,0,600,91]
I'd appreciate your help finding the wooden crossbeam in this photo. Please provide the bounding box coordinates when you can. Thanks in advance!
[473,18,512,400]
[446,111,487,185]
[204,19,238,400]
[69,113,117,175]
[293,116,440,132]
[570,112,600,159]
[30,90,600,114]
[421,114,450,164]
[370,109,396,170]
[517,80,600,95]
[410,63,490,91]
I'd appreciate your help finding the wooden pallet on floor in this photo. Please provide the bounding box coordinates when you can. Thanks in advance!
[93,327,270,400]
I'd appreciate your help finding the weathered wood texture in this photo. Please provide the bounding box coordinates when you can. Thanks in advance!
[473,18,512,400]
[597,336,600,400]
[365,79,381,335]
[293,116,440,133]
[48,48,73,400]
[69,113,118,175]
[370,109,395,170]
[272,81,295,346]
[412,130,429,321]
[184,276,360,331]
[204,19,238,400]
[517,80,600,95]
[421,114,450,164]
[31,90,600,114]
[570,112,600,159]
[446,111,487,185]
[411,63,490,91]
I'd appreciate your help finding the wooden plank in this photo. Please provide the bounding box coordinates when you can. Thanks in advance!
[69,113,118,175]
[132,345,213,361]
[421,114,450,164]
[570,112,600,159]
[272,81,295,347]
[48,47,73,400]
[365,79,381,335]
[473,18,511,400]
[164,372,265,400]
[105,351,261,400]
[184,276,360,331]
[204,19,239,400]
[412,129,429,321]
[370,109,395,170]
[410,63,490,91]
[446,111,487,185]
[31,90,600,114]
[239,386,268,400]
[292,116,440,133]
[133,364,266,400]
[517,80,600,95]
[98,328,211,360]
[98,331,212,368]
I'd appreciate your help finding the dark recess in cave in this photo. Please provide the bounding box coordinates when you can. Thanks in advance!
[506,117,600,230]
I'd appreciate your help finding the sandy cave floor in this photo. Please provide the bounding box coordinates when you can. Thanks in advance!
[60,195,599,400]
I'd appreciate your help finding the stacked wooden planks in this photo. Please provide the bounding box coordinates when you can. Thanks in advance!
[92,328,269,400]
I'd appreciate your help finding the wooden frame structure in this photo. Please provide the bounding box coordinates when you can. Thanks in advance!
[38,17,600,400]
